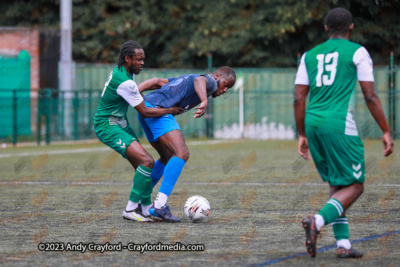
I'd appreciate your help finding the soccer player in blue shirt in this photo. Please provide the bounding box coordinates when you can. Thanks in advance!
[137,66,236,222]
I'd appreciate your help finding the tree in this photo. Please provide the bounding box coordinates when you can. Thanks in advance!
[1,0,399,67]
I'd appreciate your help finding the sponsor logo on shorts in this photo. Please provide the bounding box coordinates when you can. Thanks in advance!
[116,139,126,149]
[352,163,362,179]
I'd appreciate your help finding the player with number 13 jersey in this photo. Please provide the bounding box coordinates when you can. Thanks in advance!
[294,8,393,259]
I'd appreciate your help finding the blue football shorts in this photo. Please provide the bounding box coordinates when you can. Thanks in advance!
[137,101,181,143]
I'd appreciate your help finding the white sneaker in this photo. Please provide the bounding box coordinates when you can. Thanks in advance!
[123,208,153,222]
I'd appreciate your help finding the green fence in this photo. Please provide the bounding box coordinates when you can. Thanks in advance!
[0,65,398,145]
[1,89,398,145]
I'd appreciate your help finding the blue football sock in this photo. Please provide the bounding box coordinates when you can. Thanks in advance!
[151,160,166,188]
[159,157,185,196]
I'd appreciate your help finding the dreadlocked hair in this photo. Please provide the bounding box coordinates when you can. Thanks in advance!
[117,40,143,70]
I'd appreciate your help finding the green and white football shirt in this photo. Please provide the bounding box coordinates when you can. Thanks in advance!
[295,39,374,135]
[94,66,143,127]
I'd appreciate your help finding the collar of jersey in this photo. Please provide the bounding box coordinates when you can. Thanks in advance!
[204,74,218,92]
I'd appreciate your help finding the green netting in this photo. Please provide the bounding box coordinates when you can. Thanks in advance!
[0,50,31,139]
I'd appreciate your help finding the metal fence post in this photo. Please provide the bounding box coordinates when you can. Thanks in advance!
[60,90,65,139]
[239,72,244,138]
[206,53,214,138]
[392,51,396,140]
[389,51,396,139]
[37,90,41,145]
[13,89,17,146]
[87,90,92,138]
[74,91,79,140]
[46,89,51,144]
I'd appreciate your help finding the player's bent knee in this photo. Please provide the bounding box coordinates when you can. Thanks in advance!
[176,149,189,162]
[141,156,155,169]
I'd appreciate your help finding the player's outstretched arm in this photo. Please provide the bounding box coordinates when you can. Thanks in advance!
[138,78,169,93]
[135,101,184,118]
[117,80,183,117]
[294,84,311,160]
[193,76,209,118]
[360,81,394,156]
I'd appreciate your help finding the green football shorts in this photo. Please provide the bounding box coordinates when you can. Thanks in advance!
[306,126,365,186]
[94,120,139,158]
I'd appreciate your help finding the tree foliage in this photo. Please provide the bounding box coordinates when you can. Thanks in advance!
[1,0,399,67]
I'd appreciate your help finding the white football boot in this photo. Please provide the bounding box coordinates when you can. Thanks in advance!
[123,207,154,222]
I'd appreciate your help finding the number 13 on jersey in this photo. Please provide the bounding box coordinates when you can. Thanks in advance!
[316,52,338,87]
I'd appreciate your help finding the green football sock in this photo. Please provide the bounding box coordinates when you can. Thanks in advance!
[332,216,349,240]
[129,165,153,206]
[318,198,344,225]
[139,165,153,206]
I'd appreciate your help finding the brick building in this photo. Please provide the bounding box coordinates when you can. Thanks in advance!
[0,27,40,90]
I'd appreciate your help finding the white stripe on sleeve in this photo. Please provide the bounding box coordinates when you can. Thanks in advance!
[353,47,374,82]
[117,80,144,108]
[294,53,309,85]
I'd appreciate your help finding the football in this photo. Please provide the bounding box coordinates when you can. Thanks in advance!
[184,195,210,221]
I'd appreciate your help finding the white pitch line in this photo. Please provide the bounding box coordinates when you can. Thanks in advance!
[0,139,230,158]
[0,147,111,158]
[0,181,399,187]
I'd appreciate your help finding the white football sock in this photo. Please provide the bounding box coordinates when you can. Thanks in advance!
[126,200,138,211]
[141,205,151,216]
[337,239,351,249]
[314,214,325,231]
[154,192,168,209]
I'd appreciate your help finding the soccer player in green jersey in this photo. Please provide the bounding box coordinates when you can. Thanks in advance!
[294,8,394,258]
[94,40,183,222]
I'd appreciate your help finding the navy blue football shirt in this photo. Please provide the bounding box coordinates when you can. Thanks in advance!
[144,74,217,111]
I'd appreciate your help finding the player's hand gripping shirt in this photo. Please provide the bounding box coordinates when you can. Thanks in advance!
[144,74,217,112]
[295,39,374,135]
[94,66,143,127]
